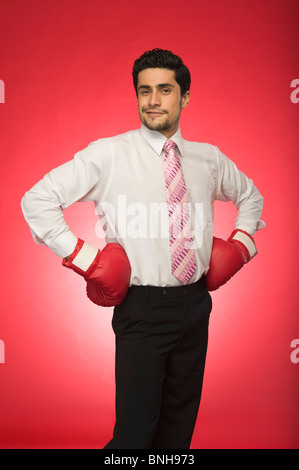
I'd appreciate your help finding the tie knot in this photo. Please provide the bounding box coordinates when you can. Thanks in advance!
[164,139,176,151]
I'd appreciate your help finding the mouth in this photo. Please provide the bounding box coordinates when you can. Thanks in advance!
[145,110,166,118]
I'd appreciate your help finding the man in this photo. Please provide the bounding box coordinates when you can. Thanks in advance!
[21,48,265,449]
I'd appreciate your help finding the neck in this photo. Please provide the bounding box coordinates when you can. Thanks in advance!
[157,124,179,139]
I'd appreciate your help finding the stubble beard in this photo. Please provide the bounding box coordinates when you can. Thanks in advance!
[143,118,172,133]
[141,111,181,134]
[141,114,178,135]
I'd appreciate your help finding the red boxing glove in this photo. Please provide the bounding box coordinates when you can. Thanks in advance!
[206,229,257,291]
[62,239,131,307]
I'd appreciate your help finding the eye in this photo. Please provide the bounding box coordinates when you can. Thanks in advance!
[161,88,170,94]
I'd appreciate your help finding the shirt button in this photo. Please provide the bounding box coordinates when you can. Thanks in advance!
[182,288,186,294]
[162,289,167,295]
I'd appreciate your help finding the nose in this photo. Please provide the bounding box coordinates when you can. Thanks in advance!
[149,89,161,107]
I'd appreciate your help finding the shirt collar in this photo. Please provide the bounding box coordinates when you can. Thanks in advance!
[139,124,184,157]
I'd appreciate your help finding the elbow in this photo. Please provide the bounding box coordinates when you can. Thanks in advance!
[21,190,37,221]
[21,192,28,216]
[21,192,30,218]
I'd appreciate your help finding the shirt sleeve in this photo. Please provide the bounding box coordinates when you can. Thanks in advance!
[21,140,109,258]
[214,147,265,236]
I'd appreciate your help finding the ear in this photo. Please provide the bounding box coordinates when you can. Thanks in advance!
[181,90,190,108]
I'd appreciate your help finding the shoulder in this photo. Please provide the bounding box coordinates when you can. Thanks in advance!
[74,129,140,160]
[90,129,139,148]
[182,138,221,163]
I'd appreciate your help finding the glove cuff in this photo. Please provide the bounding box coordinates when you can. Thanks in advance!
[229,229,257,262]
[62,238,100,276]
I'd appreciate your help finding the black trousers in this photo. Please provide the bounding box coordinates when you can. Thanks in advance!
[103,278,212,449]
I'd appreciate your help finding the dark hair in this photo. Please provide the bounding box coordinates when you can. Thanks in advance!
[132,48,191,96]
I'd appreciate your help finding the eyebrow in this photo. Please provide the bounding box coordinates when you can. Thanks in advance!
[137,83,175,91]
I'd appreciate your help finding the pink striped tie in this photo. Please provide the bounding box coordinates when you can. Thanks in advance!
[163,139,197,284]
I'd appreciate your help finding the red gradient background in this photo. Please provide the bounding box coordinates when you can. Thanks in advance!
[0,0,298,449]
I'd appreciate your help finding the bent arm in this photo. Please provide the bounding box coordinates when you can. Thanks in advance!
[215,148,265,236]
[21,141,105,257]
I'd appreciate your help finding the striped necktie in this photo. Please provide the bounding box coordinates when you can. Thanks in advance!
[163,139,197,284]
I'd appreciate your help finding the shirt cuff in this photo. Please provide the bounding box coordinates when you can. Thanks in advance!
[236,220,266,237]
[47,231,78,258]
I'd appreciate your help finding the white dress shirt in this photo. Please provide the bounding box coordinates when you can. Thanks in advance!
[21,125,265,287]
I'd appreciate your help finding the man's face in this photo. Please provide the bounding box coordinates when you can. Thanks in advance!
[136,68,190,138]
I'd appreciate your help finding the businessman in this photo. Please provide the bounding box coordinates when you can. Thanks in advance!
[21,48,265,449]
